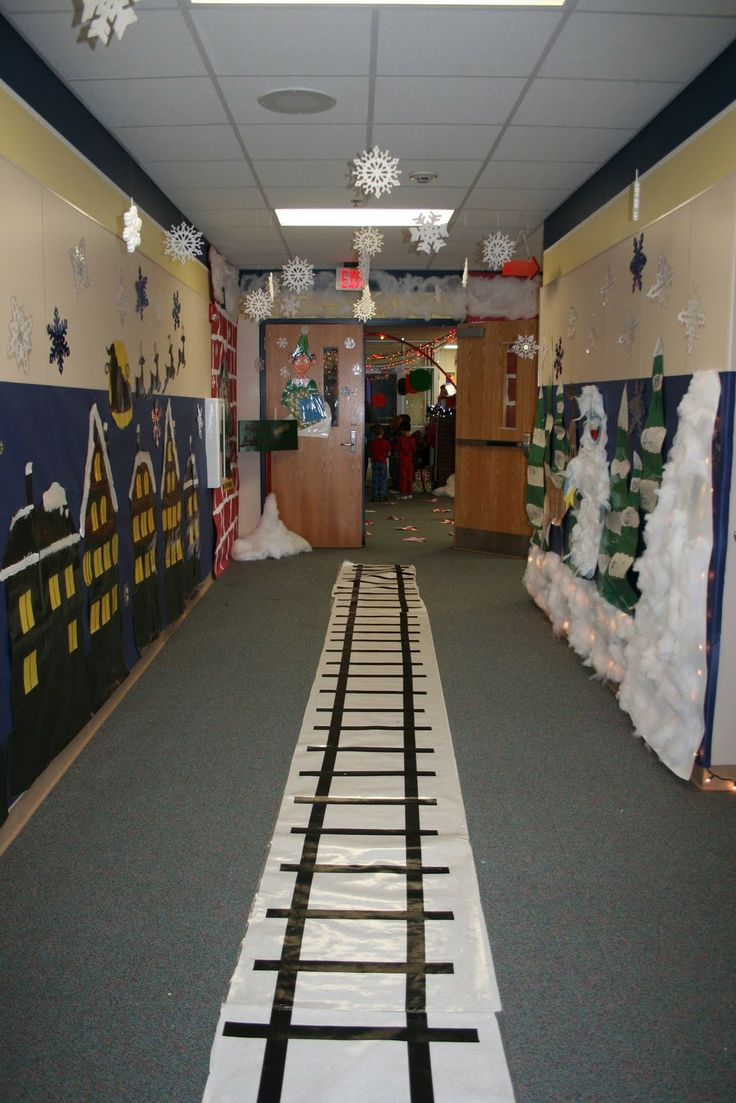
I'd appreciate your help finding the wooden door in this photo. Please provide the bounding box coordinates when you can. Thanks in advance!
[454,319,538,556]
[265,323,364,548]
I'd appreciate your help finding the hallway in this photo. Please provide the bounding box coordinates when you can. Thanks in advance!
[1,499,735,1103]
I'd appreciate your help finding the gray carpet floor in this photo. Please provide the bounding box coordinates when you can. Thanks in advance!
[1,493,734,1103]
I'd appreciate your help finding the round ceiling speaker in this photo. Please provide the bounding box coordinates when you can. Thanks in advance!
[258,88,337,115]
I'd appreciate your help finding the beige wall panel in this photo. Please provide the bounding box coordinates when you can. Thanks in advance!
[637,202,690,379]
[0,158,46,385]
[686,175,736,373]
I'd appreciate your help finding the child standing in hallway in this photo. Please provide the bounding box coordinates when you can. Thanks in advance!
[368,425,390,501]
[396,423,417,499]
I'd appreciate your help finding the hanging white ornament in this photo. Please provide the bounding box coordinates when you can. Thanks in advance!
[268,272,276,303]
[353,289,376,323]
[677,288,706,354]
[409,211,449,255]
[511,334,539,361]
[352,146,401,199]
[482,230,515,270]
[646,254,674,308]
[567,305,578,344]
[122,200,142,254]
[243,288,272,324]
[279,294,300,318]
[7,295,33,375]
[353,226,384,258]
[631,169,641,223]
[600,266,616,307]
[281,256,315,294]
[81,0,140,45]
[69,238,90,299]
[617,309,638,356]
[344,337,356,350]
[162,221,204,265]
[462,258,469,288]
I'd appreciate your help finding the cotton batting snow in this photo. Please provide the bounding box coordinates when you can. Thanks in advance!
[434,473,455,497]
[230,493,311,562]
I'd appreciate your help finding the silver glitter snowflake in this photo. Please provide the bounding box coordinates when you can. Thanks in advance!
[586,313,598,351]
[7,295,33,374]
[482,231,515,270]
[344,337,356,350]
[197,404,204,439]
[279,294,301,318]
[677,288,706,354]
[352,363,362,375]
[281,256,315,294]
[352,146,401,199]
[567,305,578,344]
[353,290,376,323]
[511,334,539,361]
[600,266,616,307]
[410,211,449,255]
[277,336,288,349]
[617,310,638,357]
[353,226,384,258]
[243,288,271,324]
[81,0,139,45]
[69,238,90,298]
[646,254,674,308]
[116,269,129,326]
[163,221,204,265]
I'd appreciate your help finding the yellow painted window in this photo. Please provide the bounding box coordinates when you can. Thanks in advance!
[111,585,118,614]
[148,507,154,532]
[100,496,107,525]
[167,442,173,462]
[93,547,103,578]
[135,556,143,584]
[90,501,99,531]
[48,573,61,611]
[90,600,100,634]
[112,534,118,565]
[94,452,102,481]
[101,592,110,626]
[23,651,38,694]
[68,619,78,653]
[136,474,142,499]
[140,510,148,538]
[143,470,150,493]
[143,552,151,579]
[64,564,75,599]
[19,589,35,634]
[148,548,156,574]
[176,539,183,563]
[83,552,92,587]
[176,501,182,524]
[103,541,112,572]
[133,513,140,542]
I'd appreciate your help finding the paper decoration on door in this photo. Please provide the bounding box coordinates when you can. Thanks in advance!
[129,443,160,653]
[282,330,330,437]
[105,340,133,429]
[525,386,549,546]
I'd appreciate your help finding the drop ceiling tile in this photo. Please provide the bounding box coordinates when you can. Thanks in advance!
[185,209,274,229]
[540,11,736,81]
[214,228,285,245]
[516,77,683,130]
[113,125,242,162]
[219,76,370,125]
[254,161,355,188]
[165,188,265,211]
[191,7,372,77]
[493,125,636,163]
[265,187,370,207]
[66,77,228,128]
[452,210,547,229]
[373,77,526,126]
[376,8,563,77]
[577,0,736,14]
[372,125,501,161]
[464,187,569,211]
[6,10,206,80]
[477,160,599,190]
[239,124,366,161]
[401,162,485,188]
[142,161,256,189]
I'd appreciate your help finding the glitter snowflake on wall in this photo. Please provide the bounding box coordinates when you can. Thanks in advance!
[600,266,616,307]
[482,230,515,271]
[47,306,70,374]
[629,232,647,292]
[586,313,598,351]
[617,310,638,356]
[172,290,181,330]
[280,365,291,379]
[7,295,33,374]
[69,238,90,299]
[344,337,356,350]
[122,200,142,254]
[197,404,204,439]
[116,269,129,326]
[646,254,674,307]
[81,0,140,44]
[511,334,539,361]
[409,211,449,255]
[353,289,376,323]
[163,221,204,265]
[281,256,315,294]
[677,287,706,354]
[134,266,148,319]
[243,288,271,324]
[279,295,300,318]
[352,146,401,199]
[277,336,288,349]
[353,226,384,258]
[567,305,578,344]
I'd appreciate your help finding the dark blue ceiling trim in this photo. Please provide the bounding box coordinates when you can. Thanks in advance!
[543,38,736,250]
[0,13,204,247]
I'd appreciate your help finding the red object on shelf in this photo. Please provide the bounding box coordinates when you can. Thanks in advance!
[501,257,541,279]
[371,393,387,408]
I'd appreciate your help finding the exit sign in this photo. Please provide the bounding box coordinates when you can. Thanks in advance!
[335,267,364,291]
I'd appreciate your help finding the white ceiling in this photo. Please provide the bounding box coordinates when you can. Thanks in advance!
[2,0,735,273]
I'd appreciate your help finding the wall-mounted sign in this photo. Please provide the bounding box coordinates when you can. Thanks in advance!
[335,267,364,292]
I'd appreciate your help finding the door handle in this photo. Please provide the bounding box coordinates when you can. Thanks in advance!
[341,428,357,453]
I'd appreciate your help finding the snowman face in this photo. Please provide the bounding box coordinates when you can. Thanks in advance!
[582,416,604,448]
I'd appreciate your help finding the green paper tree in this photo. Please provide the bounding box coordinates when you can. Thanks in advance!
[597,386,640,614]
[526,386,550,548]
[639,337,666,513]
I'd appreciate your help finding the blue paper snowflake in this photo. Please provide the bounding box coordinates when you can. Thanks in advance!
[135,266,149,318]
[630,233,647,292]
[172,290,181,330]
[553,337,564,380]
[47,306,70,374]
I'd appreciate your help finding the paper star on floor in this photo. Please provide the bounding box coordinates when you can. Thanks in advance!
[403,536,427,543]
[397,525,417,531]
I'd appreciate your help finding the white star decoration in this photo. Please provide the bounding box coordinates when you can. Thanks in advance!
[677,288,706,354]
[279,294,300,318]
[281,256,315,295]
[511,334,539,361]
[81,0,139,44]
[277,337,288,349]
[353,226,384,258]
[344,337,356,350]
[243,288,271,324]
[352,146,401,199]
[409,211,449,255]
[646,254,674,307]
[353,290,376,323]
[163,221,204,265]
[567,306,578,344]
[7,295,33,374]
[482,231,515,270]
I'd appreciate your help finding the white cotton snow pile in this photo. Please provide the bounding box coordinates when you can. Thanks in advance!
[230,493,311,562]
[434,473,455,497]
[524,546,633,683]
[618,371,720,779]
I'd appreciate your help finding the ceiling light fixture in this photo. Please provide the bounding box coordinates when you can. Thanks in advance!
[193,1,564,7]
[258,88,336,115]
[276,208,454,227]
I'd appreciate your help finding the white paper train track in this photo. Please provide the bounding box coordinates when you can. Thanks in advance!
[203,563,515,1103]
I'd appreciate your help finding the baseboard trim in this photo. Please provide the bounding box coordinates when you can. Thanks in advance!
[454,527,530,558]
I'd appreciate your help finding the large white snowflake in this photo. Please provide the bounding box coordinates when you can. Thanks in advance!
[7,295,33,374]
[281,256,315,294]
[511,334,539,361]
[163,221,204,265]
[409,211,449,255]
[279,294,301,318]
[82,1,140,45]
[353,289,377,323]
[352,146,401,199]
[243,288,271,324]
[677,287,706,354]
[482,230,515,270]
[353,226,384,258]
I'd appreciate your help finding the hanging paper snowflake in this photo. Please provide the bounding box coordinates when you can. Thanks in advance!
[352,146,401,199]
[151,399,162,448]
[677,288,706,354]
[277,336,288,349]
[553,337,564,380]
[134,266,148,318]
[462,258,469,288]
[482,230,515,271]
[81,0,140,44]
[353,290,376,323]
[646,254,674,307]
[344,337,356,350]
[47,306,70,374]
[617,310,638,356]
[267,272,276,303]
[172,291,181,330]
[7,296,33,374]
[243,288,271,324]
[511,334,539,361]
[600,266,616,307]
[409,211,449,255]
[281,256,315,295]
[69,238,90,298]
[163,221,204,265]
[567,306,578,344]
[353,226,384,258]
[122,200,142,253]
[629,232,647,292]
[279,294,300,318]
[197,403,204,439]
[116,269,129,326]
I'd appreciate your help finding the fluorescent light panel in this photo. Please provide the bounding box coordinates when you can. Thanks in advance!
[276,208,454,227]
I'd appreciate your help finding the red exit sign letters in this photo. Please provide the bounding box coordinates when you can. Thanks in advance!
[335,267,365,291]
